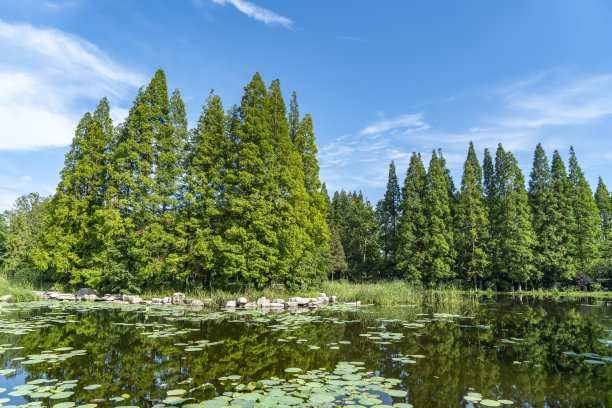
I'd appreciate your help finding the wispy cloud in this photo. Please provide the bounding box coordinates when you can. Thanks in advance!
[0,19,143,150]
[211,0,292,28]
[492,71,612,128]
[360,113,429,136]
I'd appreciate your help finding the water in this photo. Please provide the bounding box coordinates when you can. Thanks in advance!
[0,295,611,407]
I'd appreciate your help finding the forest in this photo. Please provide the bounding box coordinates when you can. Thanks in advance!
[1,69,611,292]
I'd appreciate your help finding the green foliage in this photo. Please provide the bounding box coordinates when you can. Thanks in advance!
[422,150,455,285]
[396,153,427,282]
[376,161,401,273]
[455,142,489,289]
[594,176,612,258]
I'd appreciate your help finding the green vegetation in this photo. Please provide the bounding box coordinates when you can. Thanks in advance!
[1,68,612,293]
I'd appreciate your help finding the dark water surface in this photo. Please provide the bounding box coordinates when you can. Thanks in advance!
[0,295,611,407]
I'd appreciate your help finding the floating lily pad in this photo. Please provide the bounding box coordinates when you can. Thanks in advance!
[480,400,501,407]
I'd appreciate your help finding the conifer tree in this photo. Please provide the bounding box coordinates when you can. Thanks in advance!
[422,151,454,285]
[396,153,427,283]
[376,161,401,273]
[455,142,489,290]
[181,90,227,286]
[568,147,600,276]
[547,151,576,282]
[491,144,535,290]
[528,143,552,283]
[595,177,612,258]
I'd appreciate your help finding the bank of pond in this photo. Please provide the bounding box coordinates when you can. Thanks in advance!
[0,295,611,407]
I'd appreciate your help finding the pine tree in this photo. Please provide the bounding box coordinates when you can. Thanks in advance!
[595,177,612,258]
[422,151,454,285]
[455,142,489,290]
[33,98,114,287]
[547,151,576,282]
[181,90,227,286]
[491,144,535,290]
[376,161,401,274]
[528,143,552,284]
[568,147,600,276]
[396,153,427,283]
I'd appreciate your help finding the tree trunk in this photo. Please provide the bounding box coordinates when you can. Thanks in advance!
[474,276,477,291]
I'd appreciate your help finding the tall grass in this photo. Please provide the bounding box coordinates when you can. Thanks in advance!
[0,275,41,302]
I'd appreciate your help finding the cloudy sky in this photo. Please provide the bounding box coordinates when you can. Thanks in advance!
[2,1,612,210]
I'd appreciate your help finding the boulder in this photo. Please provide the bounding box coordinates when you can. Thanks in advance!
[162,297,172,304]
[82,294,98,302]
[269,302,284,308]
[151,298,163,304]
[101,294,117,302]
[173,292,186,305]
[190,299,204,306]
[244,302,257,309]
[256,296,271,307]
[272,298,285,304]
[144,300,153,305]
[226,300,237,308]
[0,294,12,302]
[288,297,313,306]
[236,297,248,306]
[320,293,327,298]
[330,296,337,303]
[284,301,299,308]
[128,296,143,304]
[76,288,99,297]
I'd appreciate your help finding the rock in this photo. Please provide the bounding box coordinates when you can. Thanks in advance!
[284,301,299,308]
[0,294,12,302]
[320,293,327,298]
[121,294,130,302]
[244,302,257,309]
[173,292,186,305]
[236,297,248,306]
[288,297,314,306]
[144,300,153,305]
[128,296,143,304]
[81,294,98,302]
[272,298,285,304]
[101,294,117,302]
[162,297,172,304]
[33,291,45,298]
[256,296,270,307]
[151,298,163,304]
[190,299,204,306]
[226,300,237,308]
[76,288,99,297]
[269,302,284,308]
[330,296,337,303]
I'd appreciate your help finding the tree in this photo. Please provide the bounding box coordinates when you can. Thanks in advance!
[491,144,535,290]
[181,90,227,287]
[376,161,401,274]
[568,146,600,277]
[2,193,51,278]
[528,143,553,284]
[455,142,489,290]
[422,151,454,285]
[594,177,612,258]
[396,153,427,283]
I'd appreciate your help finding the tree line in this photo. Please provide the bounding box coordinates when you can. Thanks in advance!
[329,142,612,290]
[1,69,329,292]
[1,69,611,292]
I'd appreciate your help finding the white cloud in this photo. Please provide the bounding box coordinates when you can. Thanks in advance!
[0,20,143,150]
[360,113,429,136]
[493,72,612,128]
[211,0,292,27]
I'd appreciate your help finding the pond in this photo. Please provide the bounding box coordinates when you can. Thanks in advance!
[0,295,611,407]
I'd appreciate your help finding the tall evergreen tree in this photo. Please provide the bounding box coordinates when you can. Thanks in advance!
[491,144,535,290]
[568,147,600,276]
[528,143,552,284]
[396,153,427,283]
[546,151,576,282]
[422,151,454,285]
[455,142,489,290]
[376,161,401,273]
[595,177,612,258]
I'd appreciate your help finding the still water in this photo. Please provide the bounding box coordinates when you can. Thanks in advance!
[0,296,610,407]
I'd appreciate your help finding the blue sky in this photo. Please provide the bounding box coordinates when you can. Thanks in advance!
[2,0,612,210]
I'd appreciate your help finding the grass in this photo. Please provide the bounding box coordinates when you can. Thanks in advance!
[0,275,42,302]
